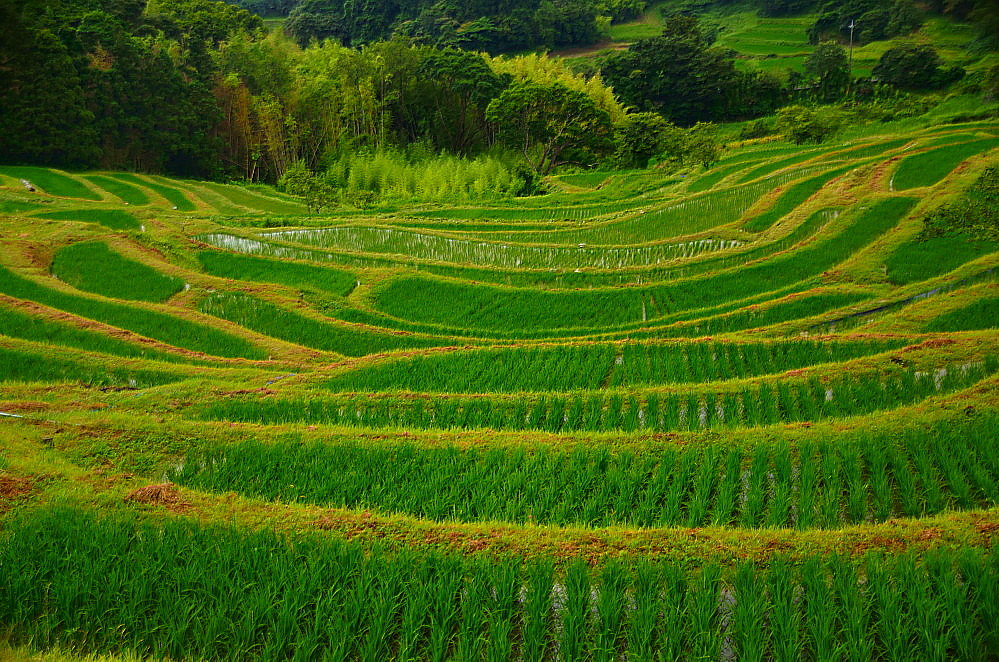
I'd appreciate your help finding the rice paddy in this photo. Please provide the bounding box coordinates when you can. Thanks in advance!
[1,119,997,662]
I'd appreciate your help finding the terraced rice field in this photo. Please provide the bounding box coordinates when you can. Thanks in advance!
[0,120,997,661]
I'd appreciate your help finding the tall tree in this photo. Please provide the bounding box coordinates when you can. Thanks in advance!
[804,42,849,102]
[486,81,613,174]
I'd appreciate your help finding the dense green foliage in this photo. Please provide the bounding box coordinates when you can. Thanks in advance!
[172,414,999,527]
[201,356,999,432]
[284,0,610,52]
[4,508,997,661]
[0,347,175,387]
[197,251,357,295]
[51,242,185,303]
[0,266,266,359]
[326,339,903,393]
[601,15,785,126]
[0,306,197,364]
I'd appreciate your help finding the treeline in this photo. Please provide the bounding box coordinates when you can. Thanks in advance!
[0,0,262,175]
[222,0,646,52]
[0,0,992,190]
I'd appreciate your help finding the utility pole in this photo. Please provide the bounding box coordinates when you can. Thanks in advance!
[847,19,856,94]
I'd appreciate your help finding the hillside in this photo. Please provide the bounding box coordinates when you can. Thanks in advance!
[1,113,998,658]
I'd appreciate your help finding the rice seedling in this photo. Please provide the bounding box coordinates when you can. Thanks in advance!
[3,507,996,662]
[196,251,357,297]
[82,175,150,206]
[0,166,100,200]
[0,266,265,359]
[924,296,999,331]
[197,292,446,356]
[372,197,915,333]
[732,561,769,662]
[32,209,141,231]
[891,138,999,190]
[0,306,199,363]
[0,346,175,387]
[195,182,306,215]
[51,242,184,303]
[109,174,196,211]
[743,164,855,232]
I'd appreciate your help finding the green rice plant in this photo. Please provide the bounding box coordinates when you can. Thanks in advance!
[593,562,628,662]
[686,564,722,662]
[0,306,199,363]
[197,251,357,297]
[817,442,843,528]
[51,242,184,303]
[83,175,150,205]
[110,174,196,211]
[711,449,742,526]
[741,445,770,528]
[485,561,519,662]
[208,356,999,435]
[732,561,769,662]
[803,557,838,662]
[0,166,100,199]
[0,266,265,359]
[198,292,445,356]
[32,209,141,231]
[655,563,688,661]
[372,198,916,334]
[560,560,591,662]
[0,199,43,214]
[521,560,553,662]
[924,296,999,332]
[2,507,996,661]
[885,236,997,284]
[0,346,175,387]
[891,138,999,190]
[768,558,803,662]
[743,165,855,232]
[831,556,873,662]
[626,562,660,662]
[196,182,306,215]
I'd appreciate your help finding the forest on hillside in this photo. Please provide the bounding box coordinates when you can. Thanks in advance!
[1,0,997,198]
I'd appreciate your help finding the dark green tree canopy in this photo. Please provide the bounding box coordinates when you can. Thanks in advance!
[601,15,784,126]
[805,42,850,102]
[486,81,613,174]
[872,44,964,90]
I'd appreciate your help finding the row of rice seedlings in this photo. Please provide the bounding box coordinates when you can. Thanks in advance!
[0,166,101,200]
[171,413,999,528]
[484,178,780,246]
[196,251,357,297]
[51,242,184,303]
[2,508,995,661]
[924,296,999,332]
[373,198,915,333]
[0,306,202,364]
[735,143,849,184]
[885,234,998,285]
[195,181,306,215]
[203,357,998,433]
[31,208,142,231]
[82,174,151,205]
[197,292,448,356]
[409,197,645,223]
[891,137,999,190]
[326,339,902,393]
[0,266,266,359]
[742,164,855,232]
[263,224,743,270]
[109,174,196,211]
[197,203,832,294]
[0,346,176,387]
[807,270,998,335]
